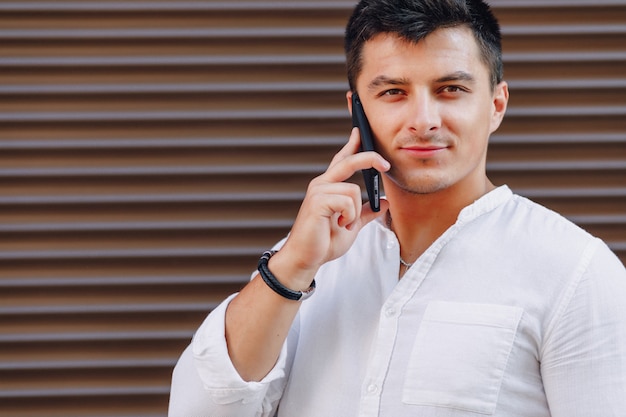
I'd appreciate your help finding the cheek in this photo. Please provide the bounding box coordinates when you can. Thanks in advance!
[369,112,398,148]
[446,104,492,139]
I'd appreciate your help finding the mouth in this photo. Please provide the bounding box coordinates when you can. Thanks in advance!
[401,144,449,158]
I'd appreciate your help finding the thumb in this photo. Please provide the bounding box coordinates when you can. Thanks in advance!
[358,199,390,228]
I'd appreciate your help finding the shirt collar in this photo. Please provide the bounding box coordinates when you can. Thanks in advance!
[457,184,513,223]
[376,185,513,230]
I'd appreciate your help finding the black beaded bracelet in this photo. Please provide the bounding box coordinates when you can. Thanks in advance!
[257,250,316,301]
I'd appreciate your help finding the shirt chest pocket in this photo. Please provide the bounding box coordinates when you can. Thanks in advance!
[402,301,523,415]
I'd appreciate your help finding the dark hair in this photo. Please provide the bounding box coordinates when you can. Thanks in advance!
[344,0,503,91]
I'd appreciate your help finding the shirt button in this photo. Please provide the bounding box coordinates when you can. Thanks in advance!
[385,307,397,317]
[367,384,378,394]
[386,240,396,249]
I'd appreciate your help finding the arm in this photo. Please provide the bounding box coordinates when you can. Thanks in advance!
[169,128,390,415]
[542,239,626,416]
[169,294,294,417]
[225,127,390,381]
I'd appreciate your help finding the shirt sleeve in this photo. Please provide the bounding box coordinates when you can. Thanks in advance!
[541,238,626,417]
[168,293,293,417]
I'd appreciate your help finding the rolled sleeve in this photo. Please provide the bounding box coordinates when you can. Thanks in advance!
[169,294,290,417]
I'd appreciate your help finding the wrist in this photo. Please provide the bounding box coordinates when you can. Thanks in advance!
[259,250,316,301]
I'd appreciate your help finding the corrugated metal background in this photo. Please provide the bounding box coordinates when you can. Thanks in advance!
[0,1,624,416]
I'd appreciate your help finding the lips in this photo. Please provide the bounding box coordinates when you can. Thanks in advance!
[401,144,448,157]
[405,145,446,151]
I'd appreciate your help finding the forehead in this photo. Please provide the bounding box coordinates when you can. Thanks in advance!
[357,27,489,89]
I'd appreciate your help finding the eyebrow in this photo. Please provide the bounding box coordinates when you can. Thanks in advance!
[366,71,476,92]
[367,75,410,92]
[435,71,476,84]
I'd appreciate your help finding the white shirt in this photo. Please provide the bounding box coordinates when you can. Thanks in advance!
[169,186,626,417]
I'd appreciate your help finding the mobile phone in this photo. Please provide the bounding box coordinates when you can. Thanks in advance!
[351,92,380,212]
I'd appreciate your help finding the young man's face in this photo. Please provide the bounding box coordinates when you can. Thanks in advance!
[351,26,508,196]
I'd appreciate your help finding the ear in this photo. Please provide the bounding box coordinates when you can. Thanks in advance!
[346,90,354,116]
[489,81,509,134]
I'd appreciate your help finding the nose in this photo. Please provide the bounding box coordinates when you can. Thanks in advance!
[407,94,441,137]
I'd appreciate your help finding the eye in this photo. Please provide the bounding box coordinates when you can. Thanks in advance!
[381,88,404,97]
[440,85,468,94]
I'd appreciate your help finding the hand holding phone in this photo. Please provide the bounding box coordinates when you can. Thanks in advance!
[351,93,381,212]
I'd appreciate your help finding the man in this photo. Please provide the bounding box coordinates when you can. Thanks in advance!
[169,0,626,416]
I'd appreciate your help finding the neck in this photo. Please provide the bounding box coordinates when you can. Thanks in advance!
[385,178,495,265]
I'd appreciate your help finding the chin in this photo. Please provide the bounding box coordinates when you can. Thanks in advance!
[388,171,452,195]
[403,183,450,195]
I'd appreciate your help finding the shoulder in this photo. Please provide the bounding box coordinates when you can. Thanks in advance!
[503,193,623,275]
[503,193,594,245]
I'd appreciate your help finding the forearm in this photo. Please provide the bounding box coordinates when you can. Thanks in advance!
[225,129,388,382]
[170,294,287,417]
[225,251,317,382]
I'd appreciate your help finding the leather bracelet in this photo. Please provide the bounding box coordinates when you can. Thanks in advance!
[257,250,316,301]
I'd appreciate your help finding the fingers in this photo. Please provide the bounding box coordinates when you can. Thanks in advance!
[328,127,361,167]
[306,180,363,227]
[306,179,388,232]
[280,128,391,271]
[359,198,390,228]
[325,128,390,184]
[313,127,390,230]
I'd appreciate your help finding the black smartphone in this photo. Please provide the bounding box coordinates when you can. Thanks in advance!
[351,93,380,212]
